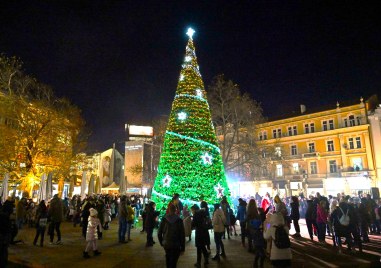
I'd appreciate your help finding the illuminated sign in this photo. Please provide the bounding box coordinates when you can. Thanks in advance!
[126,125,153,137]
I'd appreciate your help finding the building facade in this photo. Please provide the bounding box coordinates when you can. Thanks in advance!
[252,98,379,197]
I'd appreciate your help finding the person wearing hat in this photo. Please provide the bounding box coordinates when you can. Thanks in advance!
[83,208,102,258]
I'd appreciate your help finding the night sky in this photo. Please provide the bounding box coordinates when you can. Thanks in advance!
[1,1,380,152]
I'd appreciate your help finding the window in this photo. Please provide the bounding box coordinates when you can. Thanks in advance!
[291,145,297,156]
[293,126,297,135]
[310,162,317,174]
[356,137,361,148]
[349,115,355,126]
[275,147,282,157]
[288,127,292,136]
[304,124,309,134]
[273,128,281,138]
[329,120,334,130]
[276,164,283,177]
[259,131,267,141]
[308,143,315,153]
[352,158,363,171]
[277,128,282,138]
[329,160,337,173]
[348,138,354,149]
[356,117,361,125]
[323,121,328,131]
[344,118,348,127]
[292,163,299,173]
[327,140,334,152]
[263,131,267,140]
[310,123,315,133]
[259,133,263,141]
[272,129,277,139]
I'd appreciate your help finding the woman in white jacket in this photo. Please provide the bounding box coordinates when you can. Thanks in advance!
[211,203,226,262]
[263,212,292,268]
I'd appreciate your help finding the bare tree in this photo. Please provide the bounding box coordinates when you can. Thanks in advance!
[208,74,266,179]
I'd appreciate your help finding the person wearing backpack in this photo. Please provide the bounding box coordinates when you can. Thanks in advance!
[211,203,226,262]
[264,212,292,268]
[158,203,185,268]
[330,200,354,253]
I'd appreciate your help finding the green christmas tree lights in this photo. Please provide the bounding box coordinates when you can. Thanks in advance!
[152,28,230,211]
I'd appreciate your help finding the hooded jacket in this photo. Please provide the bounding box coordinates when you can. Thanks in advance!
[158,214,185,251]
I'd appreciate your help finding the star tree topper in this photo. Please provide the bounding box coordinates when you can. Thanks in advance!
[162,174,172,187]
[186,27,195,39]
[214,183,225,198]
[201,152,213,165]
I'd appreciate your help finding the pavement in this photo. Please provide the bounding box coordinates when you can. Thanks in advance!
[7,219,381,268]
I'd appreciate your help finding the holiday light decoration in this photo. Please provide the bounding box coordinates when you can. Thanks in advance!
[151,28,230,212]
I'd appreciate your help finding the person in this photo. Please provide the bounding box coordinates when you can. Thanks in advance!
[290,196,301,237]
[263,212,292,268]
[328,199,338,246]
[220,196,231,239]
[191,204,209,267]
[330,199,354,253]
[236,198,247,246]
[211,203,226,262]
[305,197,317,241]
[200,201,211,253]
[246,199,259,253]
[158,203,185,268]
[126,200,135,241]
[103,203,112,230]
[316,199,328,243]
[261,193,271,212]
[48,194,64,245]
[182,205,192,241]
[145,201,159,247]
[33,200,48,247]
[81,200,92,238]
[118,195,128,243]
[0,199,13,268]
[229,207,238,236]
[83,208,102,258]
[16,197,26,229]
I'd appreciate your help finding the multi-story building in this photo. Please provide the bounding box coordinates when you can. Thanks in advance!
[253,97,379,197]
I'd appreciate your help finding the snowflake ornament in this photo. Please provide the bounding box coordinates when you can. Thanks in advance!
[195,89,203,98]
[214,183,225,198]
[201,152,213,165]
[178,111,187,121]
[162,174,172,187]
[185,56,191,62]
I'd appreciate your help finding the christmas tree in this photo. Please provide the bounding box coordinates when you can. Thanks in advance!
[152,28,230,211]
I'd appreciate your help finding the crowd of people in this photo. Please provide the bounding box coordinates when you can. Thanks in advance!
[0,190,380,268]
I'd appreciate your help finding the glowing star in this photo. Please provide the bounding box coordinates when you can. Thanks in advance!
[162,174,172,187]
[214,183,225,198]
[201,152,213,165]
[178,112,187,121]
[180,74,184,81]
[185,56,191,62]
[196,89,203,98]
[186,27,195,39]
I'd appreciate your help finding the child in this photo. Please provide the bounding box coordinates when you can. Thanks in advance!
[83,208,102,258]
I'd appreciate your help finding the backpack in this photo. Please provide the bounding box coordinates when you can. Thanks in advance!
[338,207,350,226]
[273,225,290,249]
[249,219,265,247]
[162,219,180,249]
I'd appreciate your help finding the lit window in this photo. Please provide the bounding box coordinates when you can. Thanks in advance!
[356,137,361,148]
[276,164,283,177]
[327,141,334,152]
[310,162,317,174]
[293,163,299,173]
[329,160,337,173]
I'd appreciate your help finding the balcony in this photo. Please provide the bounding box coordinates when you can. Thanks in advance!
[302,152,320,159]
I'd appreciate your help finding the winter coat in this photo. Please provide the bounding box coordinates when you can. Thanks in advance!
[236,204,246,223]
[158,214,185,251]
[192,209,210,247]
[212,208,226,233]
[263,213,292,261]
[119,201,128,220]
[49,197,64,222]
[145,206,159,229]
[127,205,135,223]
[220,202,231,226]
[183,215,192,237]
[305,200,315,220]
[104,208,112,223]
[290,202,300,221]
[316,205,328,224]
[330,203,353,237]
[86,216,102,241]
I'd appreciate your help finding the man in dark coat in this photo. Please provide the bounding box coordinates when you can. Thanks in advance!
[191,204,209,268]
[158,203,185,268]
[0,200,14,268]
[145,201,159,247]
[48,194,64,244]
